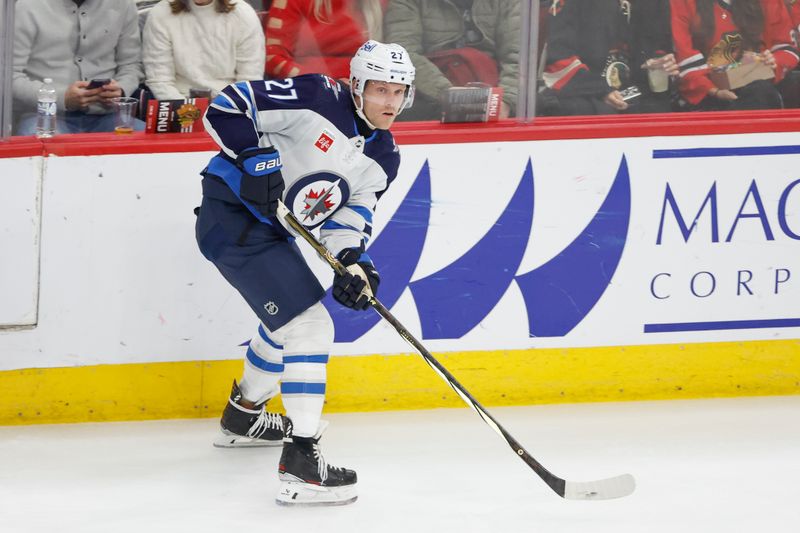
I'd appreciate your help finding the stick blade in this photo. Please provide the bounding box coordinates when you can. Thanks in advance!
[563,473,636,500]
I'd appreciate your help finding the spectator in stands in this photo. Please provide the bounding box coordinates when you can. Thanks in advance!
[632,1,679,103]
[12,0,145,135]
[541,0,677,116]
[787,0,800,46]
[135,0,163,34]
[137,0,262,35]
[265,0,385,80]
[671,0,799,111]
[143,0,266,101]
[383,0,520,120]
[777,0,800,107]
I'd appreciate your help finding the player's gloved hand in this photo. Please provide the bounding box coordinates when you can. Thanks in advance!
[235,147,284,217]
[332,247,380,311]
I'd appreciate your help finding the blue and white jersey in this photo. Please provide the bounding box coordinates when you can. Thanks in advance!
[203,74,401,259]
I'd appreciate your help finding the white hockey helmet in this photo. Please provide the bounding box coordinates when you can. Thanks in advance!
[350,40,416,122]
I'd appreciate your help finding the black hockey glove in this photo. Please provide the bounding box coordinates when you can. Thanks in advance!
[332,247,380,311]
[235,147,284,218]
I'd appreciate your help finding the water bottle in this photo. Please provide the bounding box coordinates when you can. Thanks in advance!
[36,78,57,138]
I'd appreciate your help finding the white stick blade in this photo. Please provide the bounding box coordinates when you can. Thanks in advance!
[564,474,636,500]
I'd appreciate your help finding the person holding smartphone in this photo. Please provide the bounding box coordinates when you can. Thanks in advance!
[540,0,677,116]
[12,0,145,135]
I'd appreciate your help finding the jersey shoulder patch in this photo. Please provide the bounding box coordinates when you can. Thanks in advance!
[318,74,344,100]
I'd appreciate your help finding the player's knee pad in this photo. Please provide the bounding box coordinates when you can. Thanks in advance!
[271,301,334,352]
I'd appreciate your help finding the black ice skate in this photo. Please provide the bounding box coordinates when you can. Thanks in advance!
[276,436,357,506]
[213,380,291,448]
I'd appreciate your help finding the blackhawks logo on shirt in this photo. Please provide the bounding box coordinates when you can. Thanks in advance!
[708,32,743,68]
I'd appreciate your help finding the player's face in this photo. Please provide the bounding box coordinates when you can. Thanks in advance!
[360,80,407,130]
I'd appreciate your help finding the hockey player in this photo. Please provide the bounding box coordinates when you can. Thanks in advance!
[195,40,415,505]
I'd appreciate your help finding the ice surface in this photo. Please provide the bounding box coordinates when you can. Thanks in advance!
[1,396,798,533]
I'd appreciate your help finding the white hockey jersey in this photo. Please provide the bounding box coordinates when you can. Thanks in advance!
[202,74,401,259]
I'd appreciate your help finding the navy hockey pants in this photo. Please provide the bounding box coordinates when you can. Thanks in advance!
[195,194,326,331]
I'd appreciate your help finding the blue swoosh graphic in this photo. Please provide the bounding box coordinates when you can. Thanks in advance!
[515,155,631,337]
[409,159,534,339]
[325,160,432,342]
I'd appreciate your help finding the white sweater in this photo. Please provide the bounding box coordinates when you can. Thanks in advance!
[142,0,265,100]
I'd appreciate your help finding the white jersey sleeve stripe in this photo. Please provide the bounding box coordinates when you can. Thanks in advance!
[231,83,255,122]
[203,115,238,159]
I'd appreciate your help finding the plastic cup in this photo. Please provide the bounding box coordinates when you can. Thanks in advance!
[111,96,137,134]
[646,56,671,93]
[648,68,669,93]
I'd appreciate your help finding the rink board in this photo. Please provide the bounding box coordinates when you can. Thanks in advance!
[1,126,799,424]
[1,340,799,424]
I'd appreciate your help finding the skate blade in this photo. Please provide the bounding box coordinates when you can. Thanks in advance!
[213,432,283,448]
[275,479,357,507]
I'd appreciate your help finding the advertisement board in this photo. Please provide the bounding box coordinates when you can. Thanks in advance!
[319,134,800,354]
[0,133,797,370]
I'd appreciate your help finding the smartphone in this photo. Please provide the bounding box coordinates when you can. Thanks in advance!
[87,78,111,90]
[620,86,642,102]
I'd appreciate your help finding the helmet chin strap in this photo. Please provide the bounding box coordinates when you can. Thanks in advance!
[352,92,377,130]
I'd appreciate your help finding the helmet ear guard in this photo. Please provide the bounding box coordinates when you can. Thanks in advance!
[350,40,416,122]
[399,84,415,110]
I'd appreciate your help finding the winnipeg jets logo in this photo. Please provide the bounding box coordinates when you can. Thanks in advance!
[301,180,340,222]
[315,130,335,153]
[286,173,350,229]
[321,76,340,99]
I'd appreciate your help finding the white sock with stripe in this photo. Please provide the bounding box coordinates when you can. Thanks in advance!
[239,323,284,405]
[270,302,334,438]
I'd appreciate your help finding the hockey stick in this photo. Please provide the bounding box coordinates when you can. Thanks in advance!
[276,201,635,500]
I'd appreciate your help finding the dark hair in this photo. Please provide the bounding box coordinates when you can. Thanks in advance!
[170,0,236,14]
[692,0,764,52]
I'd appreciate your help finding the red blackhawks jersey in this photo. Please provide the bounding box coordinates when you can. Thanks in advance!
[672,0,800,104]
